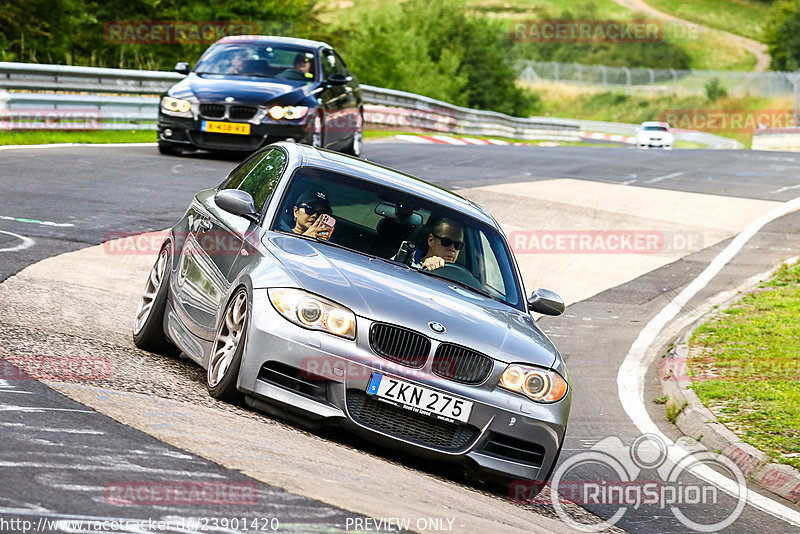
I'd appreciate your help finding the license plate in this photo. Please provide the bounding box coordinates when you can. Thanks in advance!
[366,373,473,424]
[201,121,250,135]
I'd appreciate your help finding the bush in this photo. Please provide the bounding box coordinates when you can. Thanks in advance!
[705,78,728,101]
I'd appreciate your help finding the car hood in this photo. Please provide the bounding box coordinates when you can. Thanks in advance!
[262,235,559,368]
[170,74,314,106]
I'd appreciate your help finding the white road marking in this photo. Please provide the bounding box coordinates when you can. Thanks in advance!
[0,215,74,227]
[0,143,157,151]
[771,183,800,194]
[646,171,684,184]
[617,194,800,526]
[0,230,35,252]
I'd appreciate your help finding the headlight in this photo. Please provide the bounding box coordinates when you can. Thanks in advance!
[161,96,192,114]
[268,288,355,340]
[268,105,309,120]
[499,364,568,403]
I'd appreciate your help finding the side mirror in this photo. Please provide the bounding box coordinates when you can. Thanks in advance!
[174,62,191,75]
[326,73,351,86]
[527,288,565,316]
[215,189,259,223]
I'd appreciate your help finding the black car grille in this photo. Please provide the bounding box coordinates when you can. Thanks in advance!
[482,434,546,467]
[369,323,430,368]
[188,132,263,150]
[229,105,258,120]
[199,103,225,118]
[432,343,494,384]
[346,390,477,450]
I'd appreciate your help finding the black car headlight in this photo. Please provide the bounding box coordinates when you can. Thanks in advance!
[499,364,568,403]
[161,96,193,116]
[268,288,356,340]
[268,106,309,120]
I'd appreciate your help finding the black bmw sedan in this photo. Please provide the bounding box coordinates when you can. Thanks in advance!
[157,35,363,157]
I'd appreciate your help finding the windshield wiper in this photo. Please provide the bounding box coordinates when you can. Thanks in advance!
[416,269,493,299]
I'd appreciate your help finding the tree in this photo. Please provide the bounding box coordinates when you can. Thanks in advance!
[765,0,800,71]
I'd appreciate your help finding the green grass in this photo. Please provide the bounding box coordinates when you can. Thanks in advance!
[0,130,157,145]
[645,0,770,42]
[688,261,800,470]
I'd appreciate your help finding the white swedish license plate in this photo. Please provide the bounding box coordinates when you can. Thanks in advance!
[366,373,473,424]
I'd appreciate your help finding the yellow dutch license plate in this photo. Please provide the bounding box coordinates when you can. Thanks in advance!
[201,121,250,135]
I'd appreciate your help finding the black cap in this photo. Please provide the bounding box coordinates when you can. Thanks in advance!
[295,189,330,207]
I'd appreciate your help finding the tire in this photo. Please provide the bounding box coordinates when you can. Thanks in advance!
[133,247,178,355]
[158,140,182,156]
[344,112,363,157]
[308,114,323,148]
[206,288,249,403]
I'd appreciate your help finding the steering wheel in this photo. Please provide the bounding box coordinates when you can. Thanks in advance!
[279,68,308,80]
[432,263,484,292]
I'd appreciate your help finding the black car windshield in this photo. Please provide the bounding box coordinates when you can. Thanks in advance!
[272,166,524,309]
[194,44,316,82]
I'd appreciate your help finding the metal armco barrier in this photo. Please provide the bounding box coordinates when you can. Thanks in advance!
[0,61,580,140]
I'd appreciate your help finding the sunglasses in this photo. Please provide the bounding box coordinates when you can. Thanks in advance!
[433,234,465,250]
[298,203,332,216]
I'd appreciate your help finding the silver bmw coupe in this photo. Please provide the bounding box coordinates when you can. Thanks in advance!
[133,142,570,490]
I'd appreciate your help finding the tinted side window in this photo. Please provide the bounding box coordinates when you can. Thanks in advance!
[221,149,286,212]
[321,50,337,79]
[332,51,350,75]
[238,149,287,212]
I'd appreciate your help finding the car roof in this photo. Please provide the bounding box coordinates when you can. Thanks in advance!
[215,35,331,50]
[641,121,670,128]
[272,142,497,226]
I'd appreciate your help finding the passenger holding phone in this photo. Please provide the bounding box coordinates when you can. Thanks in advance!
[288,189,335,240]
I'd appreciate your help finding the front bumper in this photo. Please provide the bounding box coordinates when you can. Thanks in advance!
[158,113,312,152]
[237,293,570,483]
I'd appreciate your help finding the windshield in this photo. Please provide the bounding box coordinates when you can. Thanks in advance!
[194,44,316,81]
[643,125,668,131]
[272,166,524,309]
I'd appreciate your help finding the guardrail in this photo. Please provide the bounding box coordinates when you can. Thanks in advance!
[0,61,580,141]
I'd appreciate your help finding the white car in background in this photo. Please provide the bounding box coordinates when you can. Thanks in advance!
[636,121,674,149]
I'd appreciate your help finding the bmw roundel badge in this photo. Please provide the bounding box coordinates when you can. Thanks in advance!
[428,321,446,334]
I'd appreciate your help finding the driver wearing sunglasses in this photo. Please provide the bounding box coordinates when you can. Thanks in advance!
[289,189,334,239]
[417,216,464,271]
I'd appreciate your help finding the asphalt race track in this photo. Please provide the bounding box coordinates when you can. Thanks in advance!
[1,142,800,533]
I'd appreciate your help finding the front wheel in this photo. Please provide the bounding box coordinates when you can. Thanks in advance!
[308,114,323,148]
[133,247,177,355]
[344,113,363,157]
[207,288,249,402]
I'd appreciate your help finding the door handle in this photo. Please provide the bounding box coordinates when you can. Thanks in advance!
[197,219,213,233]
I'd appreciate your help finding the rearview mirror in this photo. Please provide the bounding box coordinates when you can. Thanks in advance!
[174,62,191,75]
[374,202,423,225]
[215,189,259,223]
[527,289,565,316]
